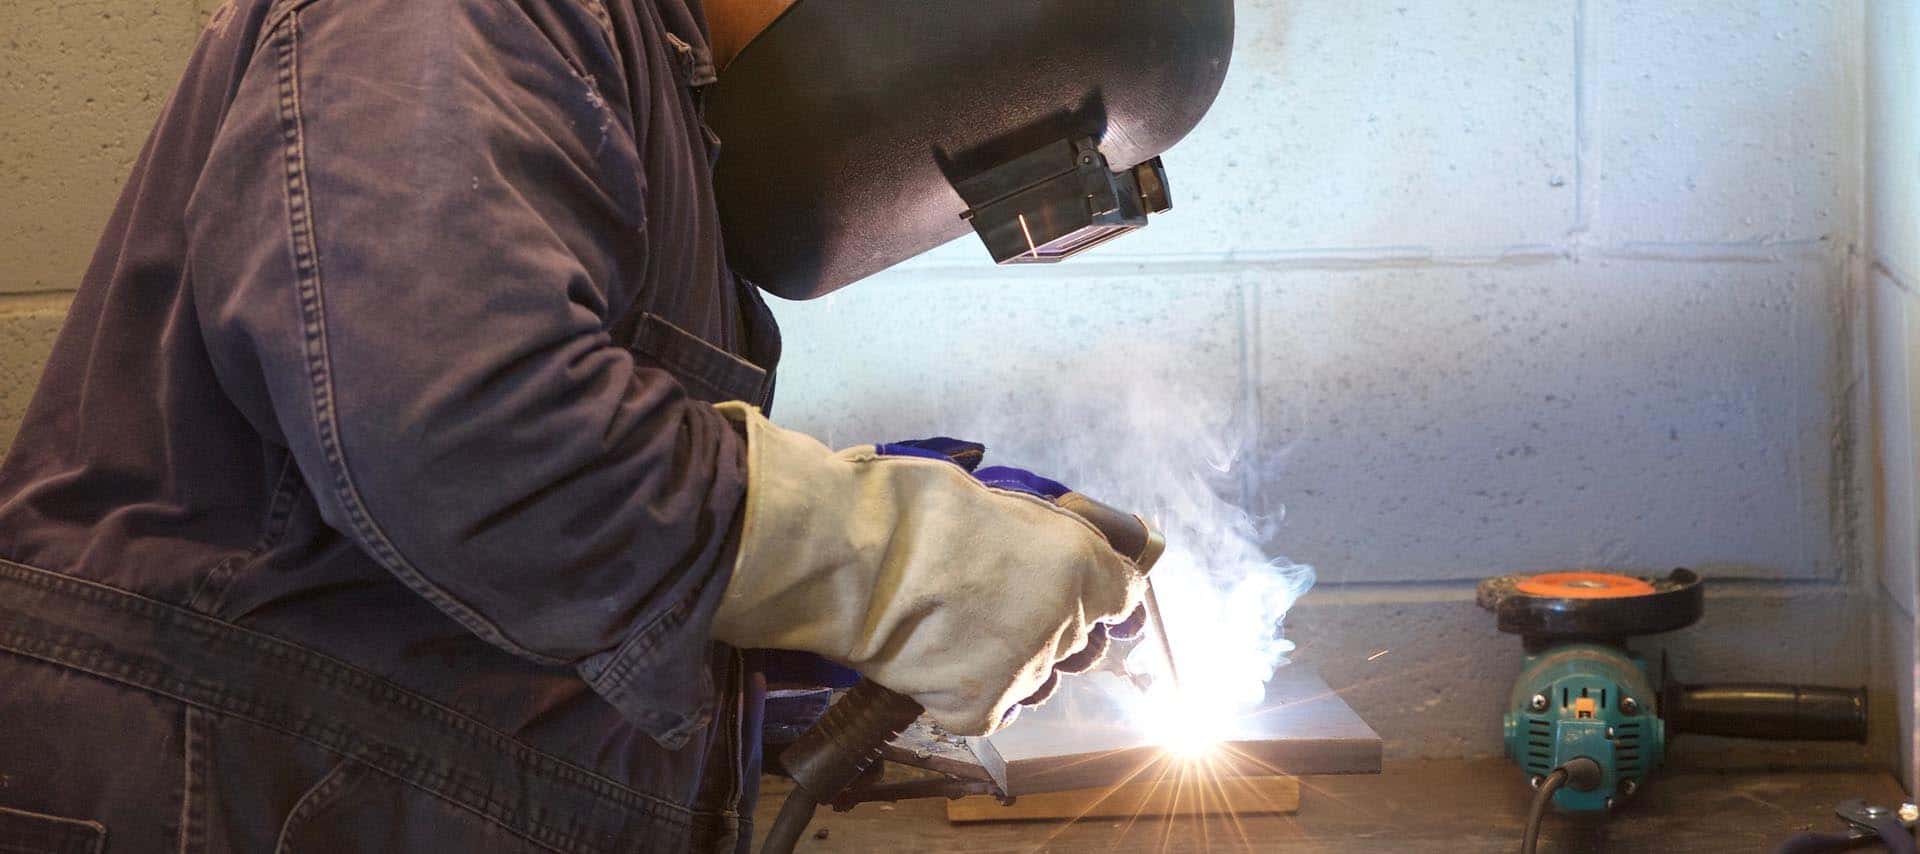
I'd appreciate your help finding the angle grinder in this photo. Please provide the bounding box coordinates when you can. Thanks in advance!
[759,492,1167,854]
[1479,568,1867,828]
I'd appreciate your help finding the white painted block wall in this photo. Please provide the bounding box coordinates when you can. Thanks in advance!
[0,3,216,447]
[1867,0,1919,788]
[771,1,1881,760]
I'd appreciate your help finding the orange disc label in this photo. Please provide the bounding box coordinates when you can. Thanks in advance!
[1513,571,1657,599]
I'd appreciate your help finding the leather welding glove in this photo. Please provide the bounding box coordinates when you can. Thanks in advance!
[710,402,1147,736]
[881,444,1147,711]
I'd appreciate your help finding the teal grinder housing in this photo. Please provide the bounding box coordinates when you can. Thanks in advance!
[1480,569,1867,815]
[1504,641,1665,813]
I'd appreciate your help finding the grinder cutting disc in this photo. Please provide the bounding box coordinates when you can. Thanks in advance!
[1477,568,1703,646]
[1514,571,1657,599]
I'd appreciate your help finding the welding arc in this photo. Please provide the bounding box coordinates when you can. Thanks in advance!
[1143,582,1182,696]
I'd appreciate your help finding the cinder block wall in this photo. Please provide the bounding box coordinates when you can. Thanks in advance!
[0,1,215,446]
[1867,0,1918,789]
[0,3,1899,767]
[772,1,1889,764]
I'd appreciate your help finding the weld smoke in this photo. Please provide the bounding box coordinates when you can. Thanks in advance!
[918,377,1316,719]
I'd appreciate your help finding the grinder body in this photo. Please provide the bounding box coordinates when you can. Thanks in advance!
[1504,643,1666,813]
[1483,569,1867,815]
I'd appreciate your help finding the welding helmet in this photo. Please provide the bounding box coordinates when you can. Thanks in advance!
[704,1,1234,300]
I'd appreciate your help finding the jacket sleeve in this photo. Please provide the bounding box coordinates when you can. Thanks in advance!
[184,0,745,746]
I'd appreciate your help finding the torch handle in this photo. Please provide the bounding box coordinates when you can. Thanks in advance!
[778,679,925,804]
[1141,582,1183,695]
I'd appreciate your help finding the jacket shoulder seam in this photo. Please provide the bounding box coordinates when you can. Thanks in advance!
[268,9,568,667]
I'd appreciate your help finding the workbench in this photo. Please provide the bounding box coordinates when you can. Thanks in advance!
[752,758,1907,852]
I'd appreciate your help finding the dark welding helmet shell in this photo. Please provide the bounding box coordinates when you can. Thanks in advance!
[705,1,1235,300]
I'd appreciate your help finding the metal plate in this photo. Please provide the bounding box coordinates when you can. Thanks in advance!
[981,666,1381,795]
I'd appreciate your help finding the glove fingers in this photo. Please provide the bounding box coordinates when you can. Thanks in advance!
[1054,624,1111,675]
[1012,620,1116,718]
[1016,670,1060,708]
[1107,604,1149,641]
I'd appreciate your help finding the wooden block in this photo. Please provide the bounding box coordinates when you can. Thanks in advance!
[946,774,1298,823]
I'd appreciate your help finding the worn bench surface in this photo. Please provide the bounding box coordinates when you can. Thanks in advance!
[754,758,1907,852]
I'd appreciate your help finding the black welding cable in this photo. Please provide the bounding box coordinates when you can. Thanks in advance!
[761,788,818,854]
[1520,768,1570,854]
[1521,757,1605,854]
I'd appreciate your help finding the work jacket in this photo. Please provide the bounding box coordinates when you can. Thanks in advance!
[0,0,779,850]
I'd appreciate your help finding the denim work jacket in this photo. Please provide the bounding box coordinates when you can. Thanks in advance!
[0,0,778,849]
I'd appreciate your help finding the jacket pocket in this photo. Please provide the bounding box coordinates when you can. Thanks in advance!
[0,806,106,854]
[628,312,769,405]
[272,760,361,854]
[273,760,550,854]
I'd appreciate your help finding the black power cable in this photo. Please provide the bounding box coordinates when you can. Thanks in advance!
[761,788,820,854]
[1521,768,1569,854]
[1521,757,1605,854]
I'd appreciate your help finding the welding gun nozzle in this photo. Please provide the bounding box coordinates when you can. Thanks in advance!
[1142,580,1183,697]
[1049,493,1179,698]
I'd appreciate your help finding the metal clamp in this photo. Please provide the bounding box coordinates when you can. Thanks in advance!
[1835,799,1918,840]
[1775,800,1918,854]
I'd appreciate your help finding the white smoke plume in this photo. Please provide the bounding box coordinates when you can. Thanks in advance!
[942,377,1317,738]
[781,287,1317,741]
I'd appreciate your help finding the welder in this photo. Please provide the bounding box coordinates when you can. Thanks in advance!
[0,1,1223,851]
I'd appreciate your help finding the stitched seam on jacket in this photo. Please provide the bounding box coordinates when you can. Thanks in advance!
[645,330,763,400]
[272,12,566,667]
[377,761,590,854]
[252,450,301,554]
[628,313,767,407]
[0,807,105,854]
[274,759,361,854]
[177,706,210,854]
[584,592,695,699]
[256,0,323,54]
[0,560,714,839]
[185,452,303,617]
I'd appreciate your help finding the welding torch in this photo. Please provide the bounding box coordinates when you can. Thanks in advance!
[759,493,1172,854]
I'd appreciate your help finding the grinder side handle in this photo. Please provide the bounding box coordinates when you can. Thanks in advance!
[1661,682,1868,743]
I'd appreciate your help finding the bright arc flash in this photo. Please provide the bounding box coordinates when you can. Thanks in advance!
[1131,681,1230,760]
[1160,725,1223,760]
[1112,520,1294,763]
